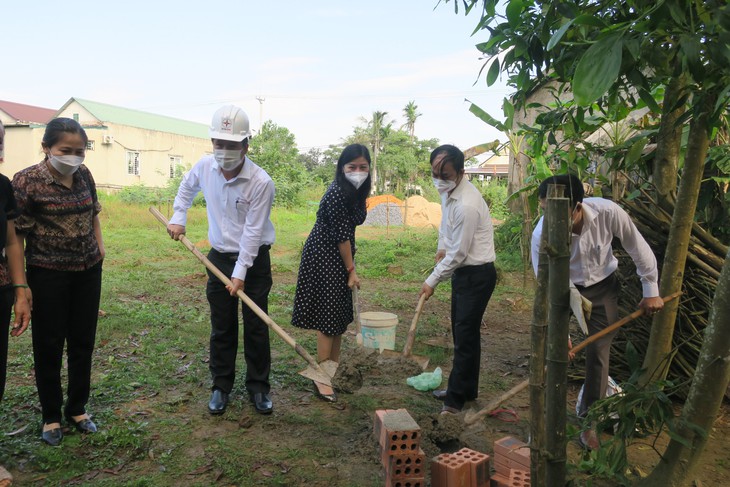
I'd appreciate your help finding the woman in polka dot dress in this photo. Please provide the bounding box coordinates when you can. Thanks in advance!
[292,144,371,402]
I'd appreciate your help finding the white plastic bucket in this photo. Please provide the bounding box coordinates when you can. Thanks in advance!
[359,311,398,351]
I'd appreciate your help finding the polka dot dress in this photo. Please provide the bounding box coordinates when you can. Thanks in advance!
[292,182,366,336]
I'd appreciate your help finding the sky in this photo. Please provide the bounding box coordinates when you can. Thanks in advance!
[2,1,512,153]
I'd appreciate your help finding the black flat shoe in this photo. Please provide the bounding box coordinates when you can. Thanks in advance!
[432,389,447,400]
[68,417,97,433]
[251,392,273,415]
[208,389,229,415]
[41,427,63,446]
[312,381,337,403]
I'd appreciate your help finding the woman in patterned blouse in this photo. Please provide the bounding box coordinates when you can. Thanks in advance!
[12,118,105,446]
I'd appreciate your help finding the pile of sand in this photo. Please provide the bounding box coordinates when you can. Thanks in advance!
[402,195,442,229]
[366,194,403,211]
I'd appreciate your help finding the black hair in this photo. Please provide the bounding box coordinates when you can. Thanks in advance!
[42,118,88,153]
[537,174,584,209]
[430,144,464,176]
[335,143,372,206]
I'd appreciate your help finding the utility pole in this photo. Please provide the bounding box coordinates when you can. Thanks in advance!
[255,96,265,133]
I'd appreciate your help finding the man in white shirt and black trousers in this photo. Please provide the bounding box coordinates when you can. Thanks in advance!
[421,145,497,415]
[167,105,276,416]
[531,174,664,450]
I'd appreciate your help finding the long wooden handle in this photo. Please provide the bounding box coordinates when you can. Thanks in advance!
[353,286,362,336]
[464,291,682,425]
[149,207,326,375]
[570,291,682,355]
[402,294,427,357]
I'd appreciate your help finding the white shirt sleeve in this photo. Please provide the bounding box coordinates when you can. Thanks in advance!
[231,178,275,281]
[169,164,202,226]
[531,217,544,276]
[425,204,479,288]
[610,204,659,297]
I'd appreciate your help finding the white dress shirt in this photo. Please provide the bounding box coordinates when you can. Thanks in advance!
[531,197,659,297]
[170,155,276,281]
[425,178,496,289]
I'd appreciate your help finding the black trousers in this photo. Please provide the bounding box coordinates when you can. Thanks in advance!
[576,273,620,417]
[206,246,272,395]
[445,262,497,410]
[27,262,103,424]
[0,287,13,403]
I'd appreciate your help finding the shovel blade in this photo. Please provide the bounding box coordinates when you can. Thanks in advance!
[298,360,338,386]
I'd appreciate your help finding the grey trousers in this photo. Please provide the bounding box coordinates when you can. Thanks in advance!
[575,273,620,418]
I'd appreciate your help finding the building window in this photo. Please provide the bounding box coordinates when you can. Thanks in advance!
[169,155,182,178]
[86,140,95,151]
[126,151,140,175]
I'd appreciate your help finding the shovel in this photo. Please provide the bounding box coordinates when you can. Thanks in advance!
[353,286,363,346]
[463,291,682,425]
[149,207,336,386]
[382,294,430,369]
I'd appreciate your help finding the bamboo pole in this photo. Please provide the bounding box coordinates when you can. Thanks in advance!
[544,188,570,487]
[529,221,549,485]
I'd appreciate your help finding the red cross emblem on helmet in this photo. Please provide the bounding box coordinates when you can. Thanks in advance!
[222,118,232,129]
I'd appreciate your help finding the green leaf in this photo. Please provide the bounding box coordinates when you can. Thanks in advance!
[573,14,606,28]
[486,57,501,86]
[638,87,662,114]
[506,0,524,27]
[625,137,648,166]
[573,33,624,106]
[467,101,506,131]
[547,19,575,51]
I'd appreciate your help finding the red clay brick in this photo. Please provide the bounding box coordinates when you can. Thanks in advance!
[380,410,421,453]
[383,448,425,478]
[494,454,532,478]
[441,454,471,486]
[455,448,490,487]
[384,477,425,487]
[493,436,530,468]
[508,468,530,487]
[430,453,451,487]
[374,409,398,443]
[491,473,511,487]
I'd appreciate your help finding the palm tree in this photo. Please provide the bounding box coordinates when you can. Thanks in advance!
[360,111,391,193]
[402,101,422,144]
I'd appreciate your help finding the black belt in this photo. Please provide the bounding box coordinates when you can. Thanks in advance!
[210,245,271,261]
[454,261,495,276]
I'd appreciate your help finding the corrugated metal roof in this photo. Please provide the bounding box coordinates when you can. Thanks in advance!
[68,98,209,139]
[0,100,56,124]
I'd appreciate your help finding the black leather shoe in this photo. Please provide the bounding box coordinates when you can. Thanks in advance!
[68,417,97,433]
[251,393,273,415]
[432,389,447,400]
[41,427,63,446]
[208,389,229,415]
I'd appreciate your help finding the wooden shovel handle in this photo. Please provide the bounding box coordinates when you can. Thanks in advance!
[149,207,326,375]
[570,291,682,355]
[464,291,682,425]
[402,294,427,357]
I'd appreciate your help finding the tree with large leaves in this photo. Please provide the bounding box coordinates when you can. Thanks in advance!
[444,0,730,483]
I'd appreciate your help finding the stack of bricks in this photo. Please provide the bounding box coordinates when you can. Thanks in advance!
[490,436,531,487]
[430,447,490,487]
[374,409,426,487]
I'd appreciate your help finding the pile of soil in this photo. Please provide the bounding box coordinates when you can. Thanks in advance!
[402,195,442,228]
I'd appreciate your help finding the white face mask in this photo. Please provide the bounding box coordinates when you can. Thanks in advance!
[48,153,84,176]
[433,177,456,194]
[214,149,243,171]
[345,172,368,189]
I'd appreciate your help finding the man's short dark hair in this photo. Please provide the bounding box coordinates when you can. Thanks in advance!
[538,174,584,209]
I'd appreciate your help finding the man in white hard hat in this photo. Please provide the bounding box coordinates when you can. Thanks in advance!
[167,105,276,415]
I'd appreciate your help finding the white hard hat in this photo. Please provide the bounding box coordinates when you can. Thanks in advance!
[209,105,252,142]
